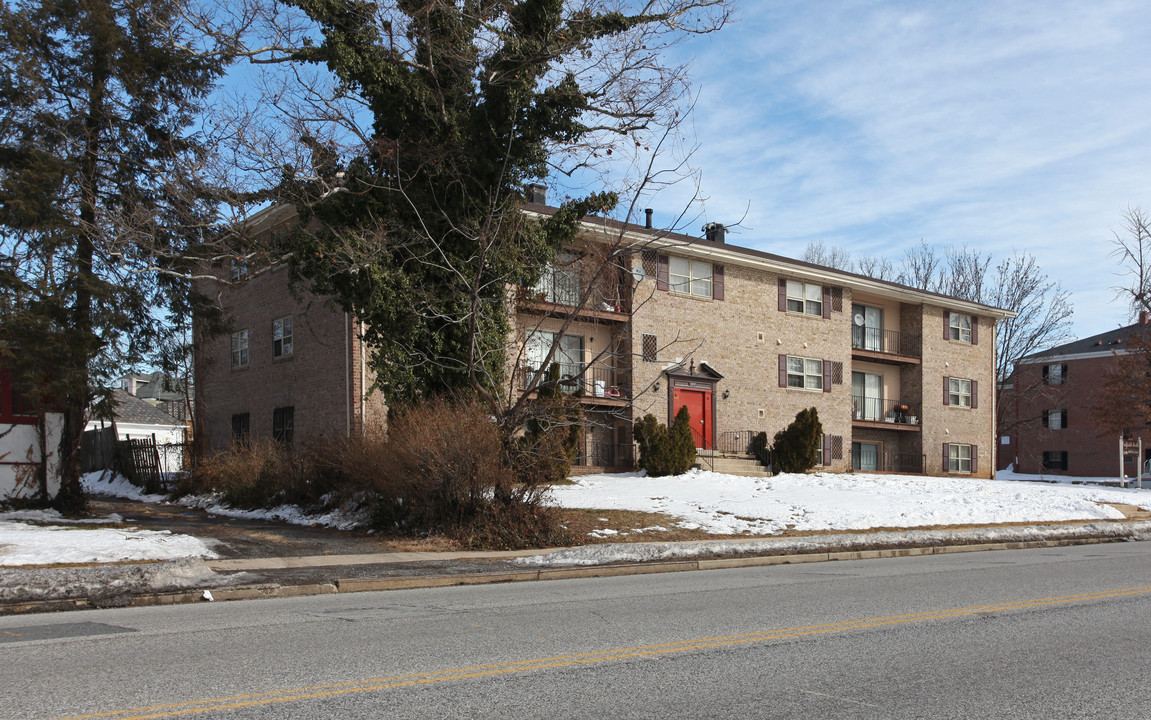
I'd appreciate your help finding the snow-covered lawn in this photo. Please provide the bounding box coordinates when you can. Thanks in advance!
[548,469,1151,537]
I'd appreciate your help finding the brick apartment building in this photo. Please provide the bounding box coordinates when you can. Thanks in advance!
[999,315,1151,477]
[198,196,1013,479]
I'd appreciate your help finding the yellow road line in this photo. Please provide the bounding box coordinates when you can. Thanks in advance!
[55,584,1151,720]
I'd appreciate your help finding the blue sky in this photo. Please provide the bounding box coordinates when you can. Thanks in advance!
[629,0,1151,340]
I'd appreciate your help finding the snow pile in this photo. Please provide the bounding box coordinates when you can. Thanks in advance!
[517,521,1151,567]
[548,470,1151,536]
[0,557,246,604]
[0,519,218,567]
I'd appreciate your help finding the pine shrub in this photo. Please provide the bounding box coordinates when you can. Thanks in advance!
[633,408,697,477]
[772,407,823,473]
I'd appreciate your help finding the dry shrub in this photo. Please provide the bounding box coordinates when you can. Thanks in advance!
[173,438,316,510]
[330,398,569,549]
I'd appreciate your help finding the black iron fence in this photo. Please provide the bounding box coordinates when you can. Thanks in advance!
[717,430,756,455]
[520,363,630,400]
[576,441,634,469]
[851,326,921,358]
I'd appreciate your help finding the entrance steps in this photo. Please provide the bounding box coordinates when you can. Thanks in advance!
[694,450,771,477]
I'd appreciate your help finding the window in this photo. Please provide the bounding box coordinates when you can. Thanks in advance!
[1043,409,1068,430]
[949,443,972,473]
[949,312,973,343]
[231,330,249,368]
[668,257,712,298]
[786,280,823,316]
[273,316,293,358]
[230,413,250,445]
[1042,451,1068,471]
[787,356,823,390]
[229,258,247,281]
[273,406,294,444]
[1043,364,1068,385]
[949,378,972,407]
[641,334,658,363]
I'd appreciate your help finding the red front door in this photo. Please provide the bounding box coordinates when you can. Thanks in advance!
[673,388,712,449]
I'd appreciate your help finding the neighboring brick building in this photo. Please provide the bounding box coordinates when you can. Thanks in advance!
[200,197,1012,479]
[999,316,1151,477]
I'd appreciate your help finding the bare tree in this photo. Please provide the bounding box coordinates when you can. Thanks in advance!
[854,255,894,281]
[1109,206,1151,317]
[894,239,941,291]
[801,240,851,270]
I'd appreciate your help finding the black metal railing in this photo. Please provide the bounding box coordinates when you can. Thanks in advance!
[525,272,626,314]
[576,442,634,468]
[851,326,921,358]
[717,430,756,455]
[851,449,926,474]
[521,363,630,400]
[851,395,919,425]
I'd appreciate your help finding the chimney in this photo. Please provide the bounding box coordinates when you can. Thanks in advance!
[526,183,547,205]
[645,208,653,229]
[703,222,726,244]
[1140,310,1149,325]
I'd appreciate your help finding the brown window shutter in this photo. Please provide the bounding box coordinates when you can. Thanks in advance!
[777,278,786,312]
[1042,365,1050,383]
[943,310,950,340]
[943,376,950,405]
[971,445,979,474]
[823,360,832,393]
[971,380,978,409]
[779,354,787,388]
[971,316,979,345]
[943,443,950,471]
[823,434,832,466]
[1042,410,1049,428]
[1062,409,1069,428]
[822,286,831,319]
[713,264,725,300]
[656,254,669,291]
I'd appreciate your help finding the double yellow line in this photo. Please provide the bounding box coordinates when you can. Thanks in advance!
[57,584,1151,720]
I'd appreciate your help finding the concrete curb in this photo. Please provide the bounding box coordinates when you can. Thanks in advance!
[0,532,1128,615]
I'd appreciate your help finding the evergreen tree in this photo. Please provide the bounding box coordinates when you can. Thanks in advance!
[0,0,232,508]
[772,407,822,474]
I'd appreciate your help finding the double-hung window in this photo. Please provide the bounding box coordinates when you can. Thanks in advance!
[231,330,249,368]
[787,356,823,391]
[949,444,972,473]
[948,378,972,407]
[949,312,973,343]
[669,257,713,298]
[786,281,823,316]
[273,316,293,358]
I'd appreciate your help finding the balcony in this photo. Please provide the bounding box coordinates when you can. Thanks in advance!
[851,326,920,363]
[851,395,921,431]
[518,269,628,323]
[519,362,631,405]
[852,450,926,474]
[574,441,635,471]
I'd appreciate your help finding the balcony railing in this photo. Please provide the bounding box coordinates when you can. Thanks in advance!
[851,326,920,358]
[853,450,926,474]
[851,395,919,425]
[520,363,630,400]
[576,441,634,469]
[717,430,757,455]
[526,271,626,314]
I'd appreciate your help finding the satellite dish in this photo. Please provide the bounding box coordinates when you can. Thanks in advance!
[853,313,865,326]
[632,266,646,283]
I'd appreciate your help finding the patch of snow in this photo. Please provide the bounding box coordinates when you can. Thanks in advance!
[0,520,217,567]
[0,557,249,603]
[516,521,1151,567]
[548,469,1151,537]
[81,471,168,503]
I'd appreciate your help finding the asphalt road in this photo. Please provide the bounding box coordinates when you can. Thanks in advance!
[4,542,1151,719]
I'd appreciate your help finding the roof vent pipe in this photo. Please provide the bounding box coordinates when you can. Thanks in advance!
[645,208,653,229]
[703,222,726,244]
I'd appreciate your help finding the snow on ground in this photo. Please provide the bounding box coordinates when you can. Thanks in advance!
[547,469,1151,537]
[0,516,217,567]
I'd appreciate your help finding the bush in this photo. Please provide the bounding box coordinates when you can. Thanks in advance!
[750,431,772,468]
[772,407,822,473]
[174,438,316,509]
[507,394,583,485]
[633,407,697,477]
